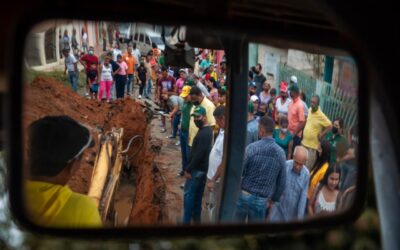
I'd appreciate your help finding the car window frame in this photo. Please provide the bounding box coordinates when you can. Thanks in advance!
[7,6,369,239]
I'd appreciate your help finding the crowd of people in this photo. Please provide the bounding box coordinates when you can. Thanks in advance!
[180,62,358,224]
[151,57,358,224]
[36,32,359,226]
[231,65,358,223]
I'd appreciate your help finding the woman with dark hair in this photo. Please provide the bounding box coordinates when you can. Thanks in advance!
[207,77,219,106]
[308,164,341,216]
[258,81,271,117]
[268,88,277,118]
[325,117,348,163]
[273,116,293,159]
[307,140,331,201]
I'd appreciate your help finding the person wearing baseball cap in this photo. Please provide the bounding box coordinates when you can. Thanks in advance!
[288,75,298,98]
[248,81,257,98]
[183,105,213,224]
[25,115,101,227]
[188,86,216,147]
[177,85,193,177]
[290,75,298,84]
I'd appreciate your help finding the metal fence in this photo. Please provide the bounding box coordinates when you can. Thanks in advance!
[277,63,358,131]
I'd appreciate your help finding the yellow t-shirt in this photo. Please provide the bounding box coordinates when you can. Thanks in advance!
[210,71,217,81]
[188,97,216,146]
[301,107,331,150]
[308,162,329,199]
[25,181,102,228]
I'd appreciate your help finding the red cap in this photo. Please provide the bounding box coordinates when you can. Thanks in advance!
[205,73,211,81]
[280,81,288,92]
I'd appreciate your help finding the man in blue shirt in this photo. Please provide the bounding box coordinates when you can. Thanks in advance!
[269,146,310,222]
[235,115,287,223]
[246,101,259,146]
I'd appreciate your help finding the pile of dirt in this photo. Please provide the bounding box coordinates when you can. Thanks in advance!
[23,76,164,225]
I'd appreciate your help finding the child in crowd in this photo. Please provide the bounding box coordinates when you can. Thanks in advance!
[87,63,98,100]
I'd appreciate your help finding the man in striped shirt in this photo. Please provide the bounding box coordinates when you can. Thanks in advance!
[235,115,287,223]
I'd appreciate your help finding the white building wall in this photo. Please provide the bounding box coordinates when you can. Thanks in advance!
[27,20,101,71]
[256,44,288,89]
[287,49,314,76]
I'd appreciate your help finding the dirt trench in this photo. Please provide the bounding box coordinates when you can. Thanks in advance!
[23,76,166,225]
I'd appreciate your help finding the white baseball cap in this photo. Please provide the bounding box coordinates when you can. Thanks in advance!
[290,75,298,83]
[250,95,259,102]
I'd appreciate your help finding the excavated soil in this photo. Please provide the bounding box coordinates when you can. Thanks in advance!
[23,76,165,225]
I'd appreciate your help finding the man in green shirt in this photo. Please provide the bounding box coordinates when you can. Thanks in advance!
[158,50,165,66]
[325,118,348,163]
[178,85,193,177]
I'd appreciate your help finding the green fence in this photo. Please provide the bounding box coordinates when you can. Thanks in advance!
[277,63,316,107]
[277,63,358,131]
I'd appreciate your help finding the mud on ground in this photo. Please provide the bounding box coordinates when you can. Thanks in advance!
[23,76,170,225]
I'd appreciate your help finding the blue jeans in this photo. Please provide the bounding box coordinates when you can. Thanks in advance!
[179,130,190,171]
[172,112,181,137]
[126,74,133,94]
[183,169,207,224]
[144,79,152,97]
[68,71,78,92]
[234,191,268,223]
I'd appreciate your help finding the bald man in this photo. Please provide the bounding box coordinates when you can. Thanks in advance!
[268,146,310,222]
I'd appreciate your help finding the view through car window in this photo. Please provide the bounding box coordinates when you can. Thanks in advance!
[21,20,358,228]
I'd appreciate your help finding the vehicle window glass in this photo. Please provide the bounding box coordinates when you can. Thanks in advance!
[145,35,151,45]
[150,37,163,45]
[139,34,144,43]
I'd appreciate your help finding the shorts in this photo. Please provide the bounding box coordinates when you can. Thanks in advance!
[90,83,98,93]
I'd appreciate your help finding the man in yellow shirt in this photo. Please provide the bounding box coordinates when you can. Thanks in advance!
[25,115,102,228]
[188,86,216,147]
[301,95,332,170]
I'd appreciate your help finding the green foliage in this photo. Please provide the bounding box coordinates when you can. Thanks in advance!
[23,68,87,90]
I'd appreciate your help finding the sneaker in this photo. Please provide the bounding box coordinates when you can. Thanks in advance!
[160,128,167,133]
[85,92,90,97]
[180,184,185,189]
[138,95,142,99]
[177,171,184,177]
[175,141,181,146]
[166,135,176,139]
